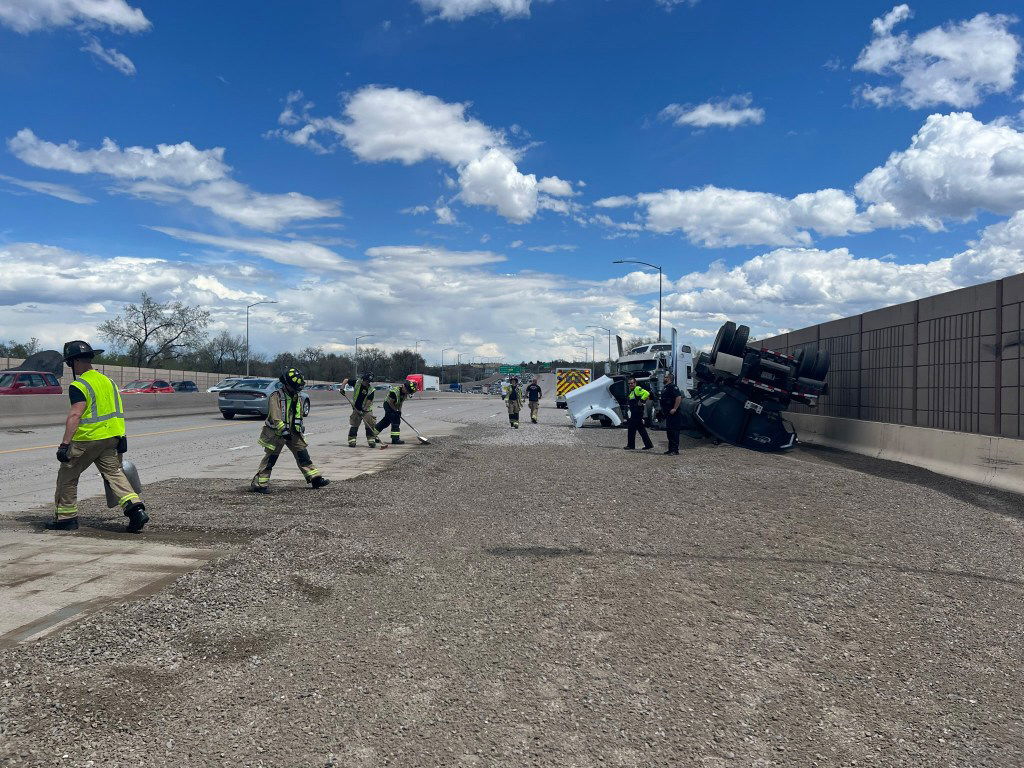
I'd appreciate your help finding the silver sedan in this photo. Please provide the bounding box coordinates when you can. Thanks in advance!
[218,378,311,420]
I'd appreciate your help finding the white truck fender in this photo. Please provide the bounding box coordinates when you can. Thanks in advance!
[571,405,622,429]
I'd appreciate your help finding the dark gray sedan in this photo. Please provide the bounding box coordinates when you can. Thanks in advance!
[218,378,311,420]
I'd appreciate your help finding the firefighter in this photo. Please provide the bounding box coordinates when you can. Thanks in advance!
[250,367,329,493]
[343,372,380,448]
[506,375,523,429]
[376,379,418,444]
[660,372,684,455]
[50,340,148,532]
[525,377,542,423]
[624,375,654,450]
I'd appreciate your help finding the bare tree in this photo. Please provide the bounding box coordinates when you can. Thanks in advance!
[621,335,658,354]
[98,293,211,367]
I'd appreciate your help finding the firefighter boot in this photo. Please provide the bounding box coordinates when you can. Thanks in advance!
[311,475,330,489]
[124,501,149,533]
[45,516,79,531]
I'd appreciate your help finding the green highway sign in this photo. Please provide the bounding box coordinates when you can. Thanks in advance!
[499,365,522,374]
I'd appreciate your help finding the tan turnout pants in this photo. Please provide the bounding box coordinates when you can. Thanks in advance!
[529,401,540,420]
[348,408,379,445]
[55,437,139,519]
[252,427,322,489]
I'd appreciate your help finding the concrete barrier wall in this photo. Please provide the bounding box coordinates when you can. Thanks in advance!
[0,390,488,429]
[759,272,1024,438]
[789,412,1024,495]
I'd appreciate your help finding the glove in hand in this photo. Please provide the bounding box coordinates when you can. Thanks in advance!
[56,443,71,463]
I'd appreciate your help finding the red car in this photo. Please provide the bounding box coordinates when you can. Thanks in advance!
[0,370,63,394]
[121,379,175,394]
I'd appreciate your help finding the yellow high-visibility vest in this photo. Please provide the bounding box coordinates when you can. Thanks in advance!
[70,369,126,441]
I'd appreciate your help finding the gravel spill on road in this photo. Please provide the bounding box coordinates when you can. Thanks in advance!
[2,410,1023,767]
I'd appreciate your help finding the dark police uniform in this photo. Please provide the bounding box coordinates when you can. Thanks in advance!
[660,381,684,454]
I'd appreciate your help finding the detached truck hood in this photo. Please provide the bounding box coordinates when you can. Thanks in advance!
[565,375,623,428]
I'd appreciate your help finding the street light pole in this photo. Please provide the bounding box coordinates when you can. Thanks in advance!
[415,339,431,374]
[441,347,455,386]
[354,334,374,379]
[246,300,277,376]
[612,259,664,341]
[587,325,613,363]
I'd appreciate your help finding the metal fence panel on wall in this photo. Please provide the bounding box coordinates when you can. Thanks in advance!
[757,273,1024,439]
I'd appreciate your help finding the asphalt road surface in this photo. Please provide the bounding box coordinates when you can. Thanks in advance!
[3,395,1022,766]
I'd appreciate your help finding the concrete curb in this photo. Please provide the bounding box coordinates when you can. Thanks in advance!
[789,412,1024,494]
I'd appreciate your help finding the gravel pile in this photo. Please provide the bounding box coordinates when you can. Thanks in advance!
[2,410,1023,767]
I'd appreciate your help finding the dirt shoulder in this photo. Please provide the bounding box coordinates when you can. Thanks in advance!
[2,414,1022,767]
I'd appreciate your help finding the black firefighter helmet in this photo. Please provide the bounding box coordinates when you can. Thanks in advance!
[63,340,103,364]
[281,367,306,391]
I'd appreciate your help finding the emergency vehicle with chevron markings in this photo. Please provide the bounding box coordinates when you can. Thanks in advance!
[554,367,592,409]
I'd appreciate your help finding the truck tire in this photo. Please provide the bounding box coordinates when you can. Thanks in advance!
[811,349,831,381]
[302,399,311,417]
[711,321,736,364]
[730,325,750,356]
[222,411,235,420]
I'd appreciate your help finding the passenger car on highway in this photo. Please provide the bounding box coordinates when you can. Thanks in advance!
[121,379,174,394]
[0,370,62,394]
[206,377,252,393]
[218,378,311,420]
[171,380,199,392]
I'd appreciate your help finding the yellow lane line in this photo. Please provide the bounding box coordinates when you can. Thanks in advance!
[0,421,244,455]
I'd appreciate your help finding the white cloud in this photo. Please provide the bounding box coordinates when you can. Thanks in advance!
[594,195,634,208]
[81,35,136,75]
[10,128,339,231]
[537,176,574,196]
[527,244,577,253]
[632,185,865,247]
[950,210,1024,283]
[149,227,353,272]
[414,0,541,21]
[854,112,1024,228]
[855,7,1021,109]
[9,129,228,185]
[0,0,150,33]
[0,173,95,204]
[660,94,765,129]
[273,86,572,224]
[434,205,457,225]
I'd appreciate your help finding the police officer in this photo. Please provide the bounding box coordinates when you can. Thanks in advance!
[376,379,418,444]
[251,367,330,493]
[506,375,523,429]
[525,377,542,424]
[660,372,684,455]
[50,340,148,532]
[343,372,380,448]
[624,375,654,450]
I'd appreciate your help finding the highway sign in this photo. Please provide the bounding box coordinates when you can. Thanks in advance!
[499,365,522,374]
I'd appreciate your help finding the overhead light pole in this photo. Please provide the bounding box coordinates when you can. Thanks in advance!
[577,333,597,375]
[613,259,663,341]
[587,325,614,363]
[415,339,431,374]
[246,300,277,376]
[354,334,374,379]
[441,347,455,386]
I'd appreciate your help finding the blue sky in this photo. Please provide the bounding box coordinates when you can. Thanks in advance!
[1,0,1023,362]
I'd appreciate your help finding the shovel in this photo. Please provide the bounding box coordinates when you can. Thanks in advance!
[399,414,431,445]
[103,458,144,508]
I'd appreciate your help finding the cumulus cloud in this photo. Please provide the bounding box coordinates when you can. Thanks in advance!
[81,35,136,75]
[660,94,765,129]
[854,112,1024,228]
[629,186,866,247]
[854,6,1021,109]
[950,210,1024,283]
[272,86,572,223]
[0,0,150,33]
[415,0,538,21]
[604,112,1024,247]
[0,173,95,204]
[9,128,339,231]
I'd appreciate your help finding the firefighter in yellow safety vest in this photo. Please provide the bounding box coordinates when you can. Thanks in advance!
[49,340,148,532]
[250,368,330,493]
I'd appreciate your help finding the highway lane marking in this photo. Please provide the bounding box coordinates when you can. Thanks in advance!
[0,422,245,455]
[228,445,250,451]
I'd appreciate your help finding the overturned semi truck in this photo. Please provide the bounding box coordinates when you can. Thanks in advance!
[565,321,831,452]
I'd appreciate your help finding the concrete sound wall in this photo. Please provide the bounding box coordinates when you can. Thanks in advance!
[759,274,1024,438]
